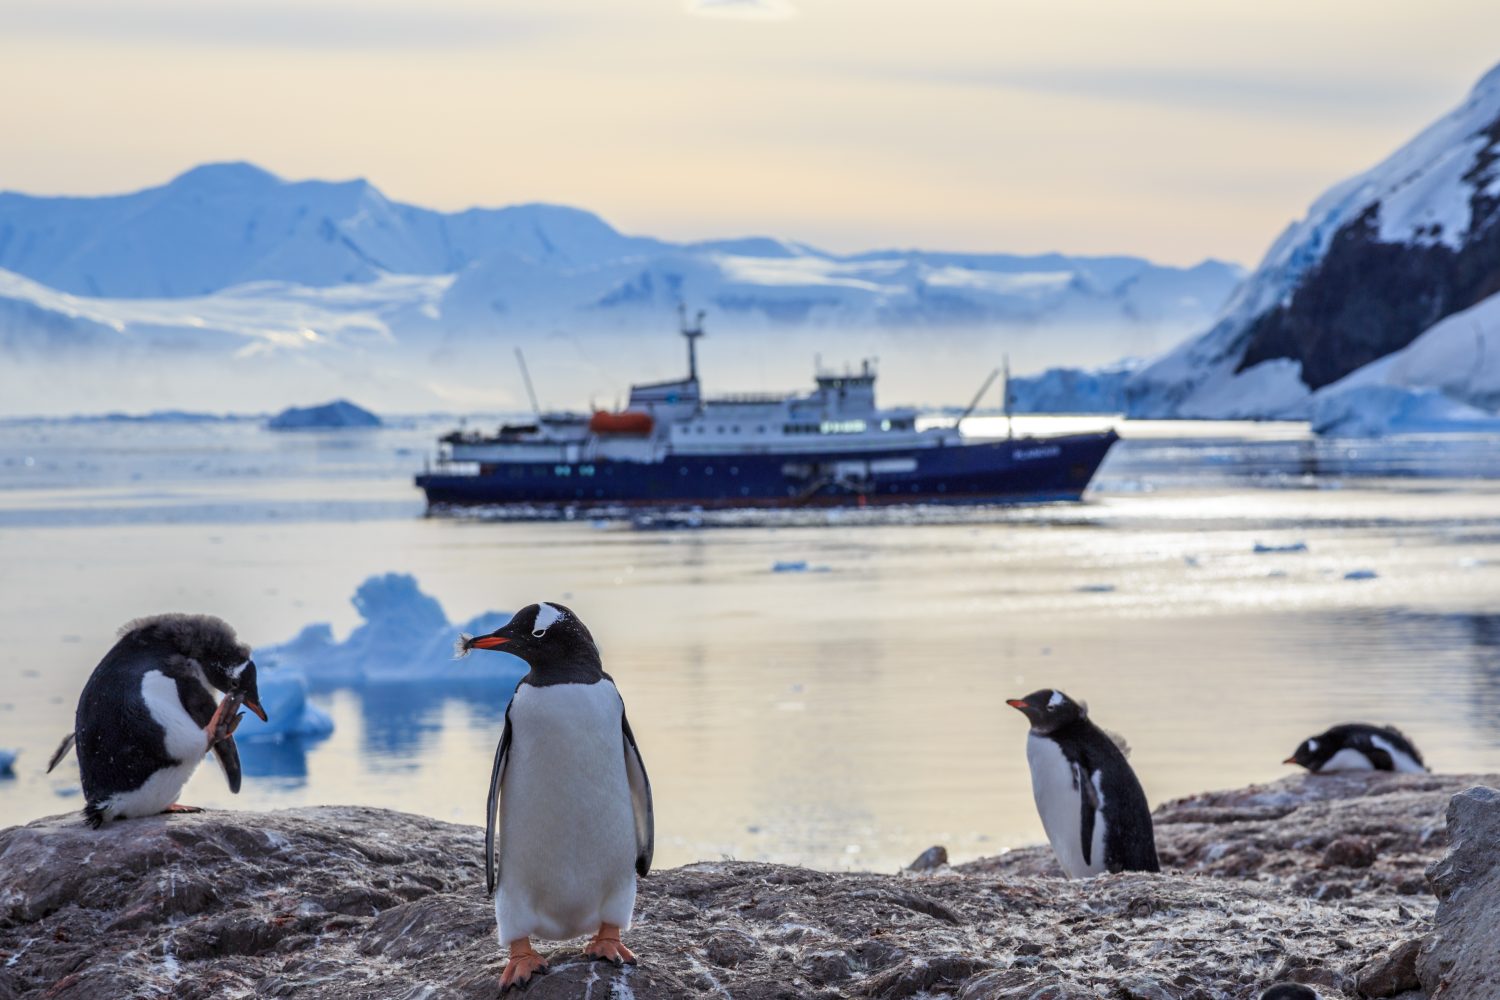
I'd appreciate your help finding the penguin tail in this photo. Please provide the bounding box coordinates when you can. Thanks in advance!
[46,732,76,773]
[453,634,474,660]
[82,801,107,830]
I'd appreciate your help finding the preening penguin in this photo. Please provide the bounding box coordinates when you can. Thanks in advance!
[1284,723,1427,774]
[1008,689,1159,878]
[47,614,267,828]
[461,602,653,993]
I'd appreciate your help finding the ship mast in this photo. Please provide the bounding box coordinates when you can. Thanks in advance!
[678,303,706,382]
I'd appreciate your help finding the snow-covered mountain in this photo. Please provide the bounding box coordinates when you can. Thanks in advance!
[0,163,1240,415]
[1127,62,1500,420]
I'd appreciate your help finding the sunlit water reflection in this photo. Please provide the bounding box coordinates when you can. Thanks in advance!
[1,417,1498,871]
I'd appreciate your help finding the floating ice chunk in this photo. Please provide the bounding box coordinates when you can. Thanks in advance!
[771,560,831,573]
[1254,541,1308,554]
[0,748,16,776]
[1311,384,1500,438]
[256,573,522,689]
[1076,583,1116,593]
[233,670,334,743]
[266,399,381,430]
[1344,569,1379,581]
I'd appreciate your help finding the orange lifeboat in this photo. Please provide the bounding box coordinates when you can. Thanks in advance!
[589,410,654,435]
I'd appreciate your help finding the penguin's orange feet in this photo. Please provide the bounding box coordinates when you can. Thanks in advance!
[500,938,548,992]
[584,924,637,966]
[161,803,203,814]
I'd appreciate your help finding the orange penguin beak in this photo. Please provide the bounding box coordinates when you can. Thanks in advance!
[244,699,268,722]
[468,635,511,650]
[1282,756,1297,765]
[1006,699,1030,710]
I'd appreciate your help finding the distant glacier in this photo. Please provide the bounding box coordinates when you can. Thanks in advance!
[0,163,1240,416]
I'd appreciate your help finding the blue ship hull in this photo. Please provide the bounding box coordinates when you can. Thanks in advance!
[416,430,1118,510]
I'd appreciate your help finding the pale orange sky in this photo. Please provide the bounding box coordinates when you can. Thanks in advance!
[2,0,1498,266]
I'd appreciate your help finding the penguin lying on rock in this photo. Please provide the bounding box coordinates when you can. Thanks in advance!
[1284,723,1427,774]
[459,602,653,993]
[47,614,266,828]
[1008,689,1159,878]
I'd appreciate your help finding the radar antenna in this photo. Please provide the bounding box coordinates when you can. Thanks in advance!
[678,303,706,382]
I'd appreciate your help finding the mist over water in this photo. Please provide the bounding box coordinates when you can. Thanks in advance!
[2,417,1498,871]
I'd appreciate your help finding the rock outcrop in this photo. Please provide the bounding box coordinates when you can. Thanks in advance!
[0,773,1490,1000]
[1418,784,1500,999]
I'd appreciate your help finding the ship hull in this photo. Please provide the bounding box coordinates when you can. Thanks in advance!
[416,430,1118,510]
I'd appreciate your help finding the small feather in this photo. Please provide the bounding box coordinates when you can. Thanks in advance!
[453,633,474,660]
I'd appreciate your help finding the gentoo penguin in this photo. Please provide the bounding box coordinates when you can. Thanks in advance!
[1007,689,1159,878]
[1260,986,1321,1000]
[1284,723,1427,774]
[459,602,653,993]
[46,614,267,829]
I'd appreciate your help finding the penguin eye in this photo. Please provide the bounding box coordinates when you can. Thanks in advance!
[532,629,547,638]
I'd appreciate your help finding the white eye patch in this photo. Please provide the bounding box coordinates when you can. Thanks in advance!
[531,602,564,636]
[1047,690,1066,709]
[1307,739,1319,752]
[229,660,250,679]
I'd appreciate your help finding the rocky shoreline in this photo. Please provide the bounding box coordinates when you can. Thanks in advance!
[1,772,1495,1000]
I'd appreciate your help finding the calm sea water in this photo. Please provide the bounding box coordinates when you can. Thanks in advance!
[1,416,1498,871]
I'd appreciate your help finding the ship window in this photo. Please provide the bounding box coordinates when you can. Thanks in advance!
[730,466,739,476]
[757,426,765,433]
[580,465,595,477]
[820,420,867,434]
[705,466,714,476]
[881,419,891,431]
[553,465,572,476]
[716,426,724,434]
[680,467,689,476]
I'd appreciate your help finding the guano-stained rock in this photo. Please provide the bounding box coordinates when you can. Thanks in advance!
[1417,784,1500,999]
[0,773,1490,1000]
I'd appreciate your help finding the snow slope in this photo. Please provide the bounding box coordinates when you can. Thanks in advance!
[1127,62,1500,419]
[0,164,1241,415]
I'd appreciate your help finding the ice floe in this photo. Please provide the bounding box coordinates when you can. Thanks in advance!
[255,573,519,688]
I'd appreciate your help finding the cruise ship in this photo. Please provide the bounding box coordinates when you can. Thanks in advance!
[415,313,1117,510]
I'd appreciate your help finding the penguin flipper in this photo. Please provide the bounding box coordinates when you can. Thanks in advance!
[485,708,513,897]
[622,711,654,877]
[46,733,76,773]
[1075,761,1100,868]
[212,735,243,794]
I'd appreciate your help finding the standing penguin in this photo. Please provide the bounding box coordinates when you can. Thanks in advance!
[1007,689,1159,878]
[1284,723,1427,774]
[47,614,267,828]
[459,602,653,992]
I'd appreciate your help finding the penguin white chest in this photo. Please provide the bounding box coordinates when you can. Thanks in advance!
[1026,733,1106,879]
[496,680,637,943]
[108,670,209,820]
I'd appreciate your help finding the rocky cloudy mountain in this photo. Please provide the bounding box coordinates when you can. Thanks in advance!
[0,164,1239,415]
[1127,62,1500,421]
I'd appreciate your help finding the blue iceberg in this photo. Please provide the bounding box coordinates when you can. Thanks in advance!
[233,669,334,743]
[0,748,16,776]
[256,573,521,689]
[266,399,381,431]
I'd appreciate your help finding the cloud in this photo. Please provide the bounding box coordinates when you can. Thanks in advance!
[885,64,1449,122]
[0,1,551,50]
[685,0,799,22]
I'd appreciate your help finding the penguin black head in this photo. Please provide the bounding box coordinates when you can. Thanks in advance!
[1259,985,1320,1000]
[1006,688,1086,736]
[1285,734,1334,772]
[120,613,267,721]
[460,603,602,678]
